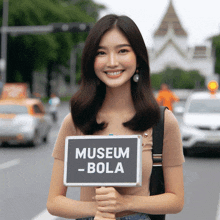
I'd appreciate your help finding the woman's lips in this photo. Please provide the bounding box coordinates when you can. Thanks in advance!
[105,70,123,79]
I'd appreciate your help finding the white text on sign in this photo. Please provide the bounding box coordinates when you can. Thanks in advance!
[75,147,130,174]
[75,147,130,159]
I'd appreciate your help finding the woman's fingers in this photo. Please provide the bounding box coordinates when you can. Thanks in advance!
[96,187,114,195]
[94,186,125,213]
[97,200,115,206]
[97,206,115,213]
[95,194,112,201]
[95,187,116,202]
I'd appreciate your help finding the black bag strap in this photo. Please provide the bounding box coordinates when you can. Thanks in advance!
[149,106,167,220]
[152,106,167,164]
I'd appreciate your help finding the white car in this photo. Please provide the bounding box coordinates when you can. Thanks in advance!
[181,89,220,155]
[0,98,52,146]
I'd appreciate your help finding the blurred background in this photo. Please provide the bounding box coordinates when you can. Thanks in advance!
[1,0,220,220]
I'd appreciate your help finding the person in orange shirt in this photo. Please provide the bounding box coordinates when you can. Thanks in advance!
[156,83,179,111]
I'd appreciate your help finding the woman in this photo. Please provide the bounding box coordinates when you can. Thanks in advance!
[47,14,184,220]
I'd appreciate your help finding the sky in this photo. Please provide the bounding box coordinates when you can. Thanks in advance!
[93,0,220,48]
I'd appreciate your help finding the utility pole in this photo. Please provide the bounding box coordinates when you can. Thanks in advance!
[1,0,9,85]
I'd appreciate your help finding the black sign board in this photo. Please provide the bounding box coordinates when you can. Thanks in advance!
[64,135,142,187]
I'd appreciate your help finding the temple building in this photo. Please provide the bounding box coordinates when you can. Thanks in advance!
[148,0,215,83]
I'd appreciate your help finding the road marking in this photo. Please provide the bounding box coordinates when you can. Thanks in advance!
[0,158,20,170]
[31,209,58,220]
[216,193,220,220]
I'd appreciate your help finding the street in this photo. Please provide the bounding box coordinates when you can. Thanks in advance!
[0,102,73,220]
[1,102,220,220]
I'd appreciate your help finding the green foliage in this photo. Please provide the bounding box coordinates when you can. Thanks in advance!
[64,74,70,84]
[0,0,99,84]
[75,46,84,83]
[14,71,23,82]
[60,0,106,20]
[213,36,220,74]
[73,0,106,20]
[76,71,82,83]
[151,68,205,90]
[58,0,106,81]
[150,74,162,90]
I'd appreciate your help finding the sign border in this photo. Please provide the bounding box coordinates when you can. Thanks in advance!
[64,135,142,187]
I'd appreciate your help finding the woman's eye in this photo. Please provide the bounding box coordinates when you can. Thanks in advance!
[119,49,128,54]
[96,51,105,56]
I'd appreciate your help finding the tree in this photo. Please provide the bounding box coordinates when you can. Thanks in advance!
[0,0,97,95]
[59,0,106,87]
[60,0,105,21]
[212,35,220,85]
[151,68,205,90]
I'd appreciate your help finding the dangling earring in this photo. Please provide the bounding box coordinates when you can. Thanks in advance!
[133,69,139,82]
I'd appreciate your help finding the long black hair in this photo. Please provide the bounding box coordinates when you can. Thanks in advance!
[70,14,160,134]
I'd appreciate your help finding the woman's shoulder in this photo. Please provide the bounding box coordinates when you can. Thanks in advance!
[60,113,77,134]
[164,108,179,130]
[63,112,72,122]
[61,112,73,125]
[162,108,185,166]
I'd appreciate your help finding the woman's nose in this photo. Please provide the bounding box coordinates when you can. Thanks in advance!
[107,53,119,67]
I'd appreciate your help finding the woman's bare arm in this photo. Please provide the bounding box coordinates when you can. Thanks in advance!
[96,165,184,215]
[47,159,97,219]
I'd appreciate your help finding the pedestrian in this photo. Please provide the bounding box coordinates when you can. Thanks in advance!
[47,14,184,220]
[48,93,60,122]
[156,83,179,112]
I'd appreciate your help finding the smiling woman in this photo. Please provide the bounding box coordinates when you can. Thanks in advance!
[94,28,137,88]
[47,14,185,220]
[71,14,159,135]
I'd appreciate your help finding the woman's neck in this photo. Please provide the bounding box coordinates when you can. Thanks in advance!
[101,83,135,114]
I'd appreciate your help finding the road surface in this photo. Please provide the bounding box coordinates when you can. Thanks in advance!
[1,102,220,220]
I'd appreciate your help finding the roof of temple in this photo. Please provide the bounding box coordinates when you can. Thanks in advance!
[154,0,187,36]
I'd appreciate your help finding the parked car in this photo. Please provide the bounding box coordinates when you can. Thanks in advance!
[173,101,186,115]
[181,81,220,155]
[0,98,52,146]
[0,82,52,146]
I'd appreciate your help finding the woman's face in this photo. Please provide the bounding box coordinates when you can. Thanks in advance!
[94,28,137,88]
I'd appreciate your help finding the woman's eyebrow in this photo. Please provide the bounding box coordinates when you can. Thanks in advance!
[117,44,131,48]
[98,44,131,49]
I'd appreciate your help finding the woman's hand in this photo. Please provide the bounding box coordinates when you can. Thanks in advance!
[95,187,127,214]
[94,211,116,220]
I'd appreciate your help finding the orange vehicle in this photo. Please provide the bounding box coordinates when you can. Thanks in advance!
[1,83,30,99]
[0,83,52,146]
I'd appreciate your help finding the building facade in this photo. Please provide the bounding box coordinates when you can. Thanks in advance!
[148,0,215,84]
